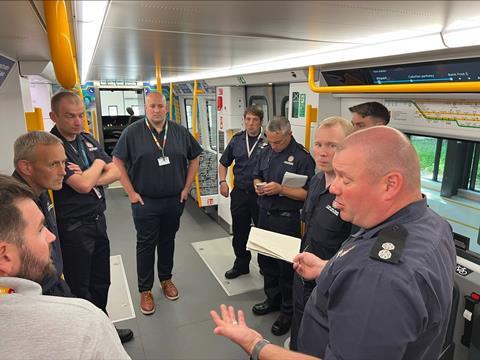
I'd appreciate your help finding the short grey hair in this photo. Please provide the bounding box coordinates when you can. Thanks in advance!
[266,116,291,135]
[14,131,63,167]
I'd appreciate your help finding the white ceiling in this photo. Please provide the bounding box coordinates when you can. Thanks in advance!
[87,0,480,82]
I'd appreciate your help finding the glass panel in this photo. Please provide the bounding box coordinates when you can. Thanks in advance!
[410,135,437,180]
[436,140,447,182]
[207,100,217,150]
[249,96,269,123]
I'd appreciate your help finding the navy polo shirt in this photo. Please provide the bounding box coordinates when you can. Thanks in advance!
[219,130,266,191]
[298,198,456,360]
[253,137,315,211]
[301,172,352,260]
[112,118,203,198]
[51,126,111,220]
[12,171,63,293]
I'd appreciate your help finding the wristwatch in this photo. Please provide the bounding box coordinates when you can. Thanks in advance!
[219,180,227,185]
[250,339,270,360]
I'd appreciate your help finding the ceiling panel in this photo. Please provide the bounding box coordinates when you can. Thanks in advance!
[87,1,480,82]
[0,1,49,60]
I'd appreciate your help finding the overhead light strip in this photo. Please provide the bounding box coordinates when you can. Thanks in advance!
[162,33,446,83]
[77,0,110,83]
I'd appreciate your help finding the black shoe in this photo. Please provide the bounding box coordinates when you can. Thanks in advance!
[271,314,291,336]
[116,328,134,343]
[225,267,249,279]
[252,299,280,316]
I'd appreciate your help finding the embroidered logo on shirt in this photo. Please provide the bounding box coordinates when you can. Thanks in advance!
[326,204,339,216]
[85,141,98,151]
[336,245,356,258]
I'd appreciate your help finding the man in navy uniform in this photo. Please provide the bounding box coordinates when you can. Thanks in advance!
[290,117,353,350]
[349,101,390,131]
[49,92,133,343]
[210,126,455,360]
[12,131,72,297]
[219,105,266,279]
[252,116,315,336]
[113,92,202,315]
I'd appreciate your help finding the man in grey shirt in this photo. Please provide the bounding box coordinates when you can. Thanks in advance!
[0,175,130,360]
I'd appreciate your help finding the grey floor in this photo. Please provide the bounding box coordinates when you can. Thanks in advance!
[105,188,289,360]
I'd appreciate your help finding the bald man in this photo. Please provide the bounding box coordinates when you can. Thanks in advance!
[113,92,202,315]
[210,127,455,360]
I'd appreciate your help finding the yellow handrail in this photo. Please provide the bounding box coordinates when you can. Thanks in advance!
[304,105,318,151]
[43,0,76,89]
[308,66,480,93]
[192,80,204,207]
[25,107,45,132]
[156,64,162,91]
[169,82,174,122]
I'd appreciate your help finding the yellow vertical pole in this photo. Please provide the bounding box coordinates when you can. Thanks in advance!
[169,82,173,121]
[156,65,162,91]
[192,80,202,206]
[304,105,318,151]
[25,107,45,132]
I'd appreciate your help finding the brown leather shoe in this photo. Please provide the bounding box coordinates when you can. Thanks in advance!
[160,279,179,300]
[140,290,155,315]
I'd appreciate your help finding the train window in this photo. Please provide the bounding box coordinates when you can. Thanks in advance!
[185,99,193,132]
[207,100,217,151]
[410,135,447,182]
[249,96,269,122]
[281,96,289,117]
[469,143,480,192]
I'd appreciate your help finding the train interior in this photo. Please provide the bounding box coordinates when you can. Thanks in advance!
[1,1,480,359]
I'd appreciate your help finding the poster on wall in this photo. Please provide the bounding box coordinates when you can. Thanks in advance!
[0,53,15,90]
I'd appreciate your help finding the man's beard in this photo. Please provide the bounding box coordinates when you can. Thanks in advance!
[16,245,56,284]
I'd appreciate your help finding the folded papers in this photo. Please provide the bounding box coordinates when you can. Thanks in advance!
[246,227,301,263]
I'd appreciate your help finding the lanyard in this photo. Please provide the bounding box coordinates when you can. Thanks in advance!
[0,287,15,295]
[145,118,168,158]
[246,129,262,158]
[67,136,90,168]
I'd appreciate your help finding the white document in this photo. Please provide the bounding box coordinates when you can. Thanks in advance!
[246,227,301,263]
[281,171,308,188]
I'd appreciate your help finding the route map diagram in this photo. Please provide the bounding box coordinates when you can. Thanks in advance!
[386,99,480,141]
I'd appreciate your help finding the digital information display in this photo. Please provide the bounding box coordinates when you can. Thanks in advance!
[322,58,480,86]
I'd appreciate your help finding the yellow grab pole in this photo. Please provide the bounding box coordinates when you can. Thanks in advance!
[169,82,174,122]
[192,80,202,207]
[308,66,480,93]
[25,107,45,132]
[43,0,76,89]
[228,130,235,189]
[304,105,318,151]
[156,64,162,91]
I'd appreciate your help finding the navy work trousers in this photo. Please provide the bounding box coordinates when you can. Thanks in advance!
[58,213,111,313]
[257,208,301,317]
[230,187,259,270]
[132,195,185,292]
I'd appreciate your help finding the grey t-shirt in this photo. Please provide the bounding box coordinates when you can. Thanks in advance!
[0,277,131,360]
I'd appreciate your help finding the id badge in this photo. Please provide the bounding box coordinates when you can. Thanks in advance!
[158,156,170,166]
[92,186,102,199]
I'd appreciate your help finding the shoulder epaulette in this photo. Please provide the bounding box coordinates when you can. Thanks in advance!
[297,143,310,154]
[369,224,408,264]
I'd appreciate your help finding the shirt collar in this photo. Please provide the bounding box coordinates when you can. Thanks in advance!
[0,277,42,296]
[358,197,428,240]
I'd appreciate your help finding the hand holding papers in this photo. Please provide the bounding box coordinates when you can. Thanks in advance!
[281,172,308,188]
[247,227,301,263]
